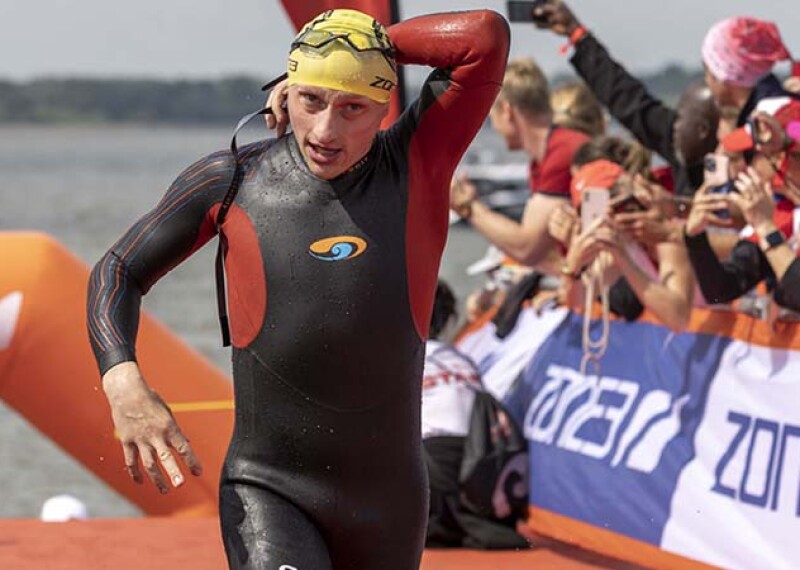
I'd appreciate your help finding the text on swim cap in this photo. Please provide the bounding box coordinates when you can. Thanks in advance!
[370,76,395,91]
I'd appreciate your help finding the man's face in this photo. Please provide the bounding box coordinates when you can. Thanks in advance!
[288,84,388,180]
[673,107,705,165]
[490,100,522,151]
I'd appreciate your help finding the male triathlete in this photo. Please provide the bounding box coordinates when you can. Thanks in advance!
[87,8,509,570]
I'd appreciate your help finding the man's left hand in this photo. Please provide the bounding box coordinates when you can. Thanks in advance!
[264,79,290,137]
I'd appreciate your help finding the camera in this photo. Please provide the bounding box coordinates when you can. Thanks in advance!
[703,153,729,187]
[707,181,737,219]
[507,1,549,24]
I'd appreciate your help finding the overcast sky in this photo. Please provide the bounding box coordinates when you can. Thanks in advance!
[2,1,797,82]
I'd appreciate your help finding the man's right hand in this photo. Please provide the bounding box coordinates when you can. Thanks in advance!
[533,0,581,37]
[102,362,202,494]
[450,175,479,219]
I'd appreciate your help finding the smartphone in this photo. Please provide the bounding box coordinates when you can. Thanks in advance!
[581,187,610,230]
[506,0,548,24]
[704,153,730,187]
[708,181,736,219]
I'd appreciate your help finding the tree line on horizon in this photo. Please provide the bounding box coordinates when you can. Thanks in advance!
[0,65,703,125]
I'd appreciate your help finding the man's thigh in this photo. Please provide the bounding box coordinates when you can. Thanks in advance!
[220,483,332,570]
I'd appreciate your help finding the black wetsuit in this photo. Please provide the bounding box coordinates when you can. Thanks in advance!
[87,11,509,570]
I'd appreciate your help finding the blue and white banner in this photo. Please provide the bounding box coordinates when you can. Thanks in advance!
[459,307,800,570]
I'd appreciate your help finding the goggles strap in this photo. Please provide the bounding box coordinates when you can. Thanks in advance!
[216,75,286,346]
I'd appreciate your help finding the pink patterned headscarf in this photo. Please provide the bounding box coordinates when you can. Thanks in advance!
[702,17,791,87]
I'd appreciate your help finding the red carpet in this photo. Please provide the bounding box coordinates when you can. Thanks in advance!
[0,518,644,569]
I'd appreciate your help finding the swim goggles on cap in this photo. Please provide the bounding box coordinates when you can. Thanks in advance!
[259,30,395,93]
[290,16,396,72]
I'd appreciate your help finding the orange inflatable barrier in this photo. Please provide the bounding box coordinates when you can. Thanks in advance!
[0,232,234,517]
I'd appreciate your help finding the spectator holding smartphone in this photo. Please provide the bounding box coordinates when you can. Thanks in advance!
[532,0,719,197]
[556,160,696,331]
[685,98,800,310]
[450,58,590,270]
[550,136,658,322]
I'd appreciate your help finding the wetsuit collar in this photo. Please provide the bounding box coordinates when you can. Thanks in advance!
[287,133,379,191]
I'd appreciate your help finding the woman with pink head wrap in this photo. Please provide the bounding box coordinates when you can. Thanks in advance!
[702,17,799,125]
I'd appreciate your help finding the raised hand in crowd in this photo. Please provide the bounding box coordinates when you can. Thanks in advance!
[728,168,776,234]
[612,175,681,246]
[685,184,734,237]
[582,218,639,280]
[547,202,579,249]
[595,215,695,330]
[749,112,793,156]
[560,217,611,280]
[450,174,479,219]
[558,216,606,309]
[532,0,581,36]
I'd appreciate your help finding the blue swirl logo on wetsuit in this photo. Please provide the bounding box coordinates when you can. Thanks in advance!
[308,236,368,262]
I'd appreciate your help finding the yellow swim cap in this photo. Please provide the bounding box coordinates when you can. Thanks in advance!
[287,9,397,104]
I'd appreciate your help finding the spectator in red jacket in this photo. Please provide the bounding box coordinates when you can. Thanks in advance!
[450,57,590,271]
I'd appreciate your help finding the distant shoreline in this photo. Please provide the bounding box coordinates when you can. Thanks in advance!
[0,66,703,125]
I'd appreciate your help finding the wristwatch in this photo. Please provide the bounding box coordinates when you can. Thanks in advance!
[560,263,583,280]
[761,229,786,251]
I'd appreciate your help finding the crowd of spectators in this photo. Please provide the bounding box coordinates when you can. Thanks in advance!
[451,1,800,332]
[429,3,800,547]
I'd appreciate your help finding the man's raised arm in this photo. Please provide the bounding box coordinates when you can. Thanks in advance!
[386,11,510,170]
